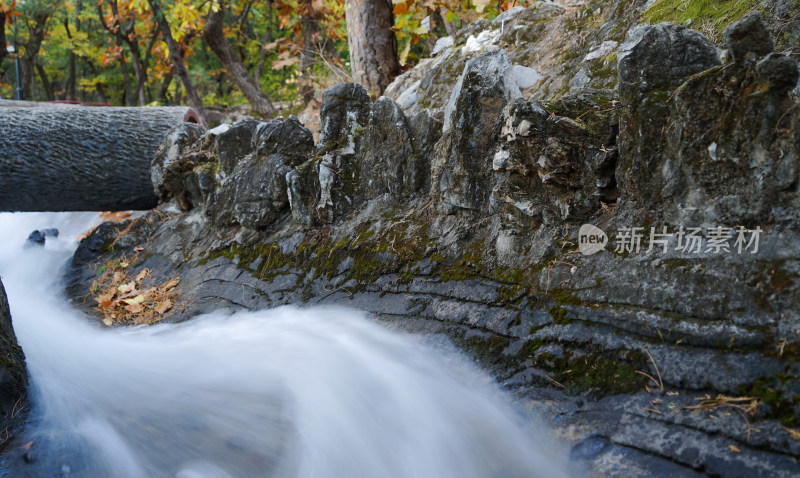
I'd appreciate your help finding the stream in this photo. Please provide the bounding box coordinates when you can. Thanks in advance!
[0,212,570,478]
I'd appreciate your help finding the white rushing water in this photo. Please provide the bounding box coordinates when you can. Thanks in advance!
[0,212,570,478]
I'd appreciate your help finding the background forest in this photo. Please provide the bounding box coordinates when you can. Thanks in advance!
[0,0,534,123]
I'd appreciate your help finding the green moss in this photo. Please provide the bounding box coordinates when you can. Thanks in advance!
[551,349,647,396]
[463,334,511,368]
[662,258,690,270]
[643,0,762,43]
[549,305,573,325]
[738,376,800,428]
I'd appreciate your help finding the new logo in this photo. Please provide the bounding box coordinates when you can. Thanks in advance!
[579,224,608,256]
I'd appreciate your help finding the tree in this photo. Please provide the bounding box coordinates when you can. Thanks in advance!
[202,0,275,118]
[345,0,399,96]
[147,0,208,127]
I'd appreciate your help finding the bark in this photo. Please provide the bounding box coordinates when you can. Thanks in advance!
[20,10,50,100]
[345,0,400,97]
[0,18,8,75]
[0,103,196,212]
[203,2,275,118]
[35,62,54,100]
[148,0,208,128]
[299,0,318,103]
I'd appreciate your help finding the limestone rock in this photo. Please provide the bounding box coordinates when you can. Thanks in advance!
[216,119,260,177]
[359,97,419,200]
[151,123,207,206]
[724,11,774,64]
[617,23,720,104]
[432,49,521,213]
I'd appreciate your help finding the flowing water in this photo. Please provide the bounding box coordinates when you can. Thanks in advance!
[0,212,570,478]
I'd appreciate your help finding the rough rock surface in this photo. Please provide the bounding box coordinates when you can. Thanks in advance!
[61,7,800,478]
[0,280,28,452]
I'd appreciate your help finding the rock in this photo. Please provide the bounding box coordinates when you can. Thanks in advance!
[432,36,453,55]
[432,49,521,212]
[317,83,371,153]
[26,230,45,246]
[617,23,722,218]
[757,52,800,95]
[618,23,720,104]
[252,115,315,161]
[491,89,618,229]
[26,229,59,246]
[408,109,443,194]
[151,123,207,208]
[359,97,419,200]
[210,117,315,229]
[215,119,259,177]
[310,83,372,223]
[0,279,28,445]
[724,12,774,64]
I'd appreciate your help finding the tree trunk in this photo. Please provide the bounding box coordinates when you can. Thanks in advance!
[345,0,400,97]
[148,0,208,128]
[203,2,275,118]
[299,0,318,103]
[35,62,55,100]
[0,18,8,75]
[20,10,50,100]
[0,102,198,212]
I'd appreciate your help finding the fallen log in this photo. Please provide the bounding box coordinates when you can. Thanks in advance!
[0,103,200,212]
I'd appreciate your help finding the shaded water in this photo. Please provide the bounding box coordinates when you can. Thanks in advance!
[0,212,570,478]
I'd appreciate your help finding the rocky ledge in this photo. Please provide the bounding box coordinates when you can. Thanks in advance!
[65,8,799,478]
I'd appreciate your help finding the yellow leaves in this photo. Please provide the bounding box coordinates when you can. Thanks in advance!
[393,2,408,15]
[728,445,741,453]
[785,427,800,440]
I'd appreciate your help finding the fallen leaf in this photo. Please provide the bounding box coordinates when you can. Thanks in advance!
[135,269,149,282]
[102,318,113,326]
[122,294,145,306]
[154,299,172,315]
[125,303,143,314]
[119,261,129,269]
[118,281,136,294]
[21,441,34,451]
[113,271,124,282]
[729,445,741,453]
[96,289,116,307]
[162,278,180,290]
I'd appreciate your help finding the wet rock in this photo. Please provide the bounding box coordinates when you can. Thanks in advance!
[0,279,27,445]
[317,83,371,153]
[360,97,419,200]
[724,12,774,64]
[26,230,45,246]
[25,229,59,246]
[408,109,443,194]
[432,49,521,213]
[151,123,207,206]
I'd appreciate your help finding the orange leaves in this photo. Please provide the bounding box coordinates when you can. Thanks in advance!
[0,0,21,24]
[91,255,181,327]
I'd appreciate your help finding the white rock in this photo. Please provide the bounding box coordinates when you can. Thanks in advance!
[583,40,619,62]
[512,64,542,89]
[432,36,453,56]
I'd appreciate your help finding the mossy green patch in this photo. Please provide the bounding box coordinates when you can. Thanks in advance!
[643,0,762,43]
[738,375,800,428]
